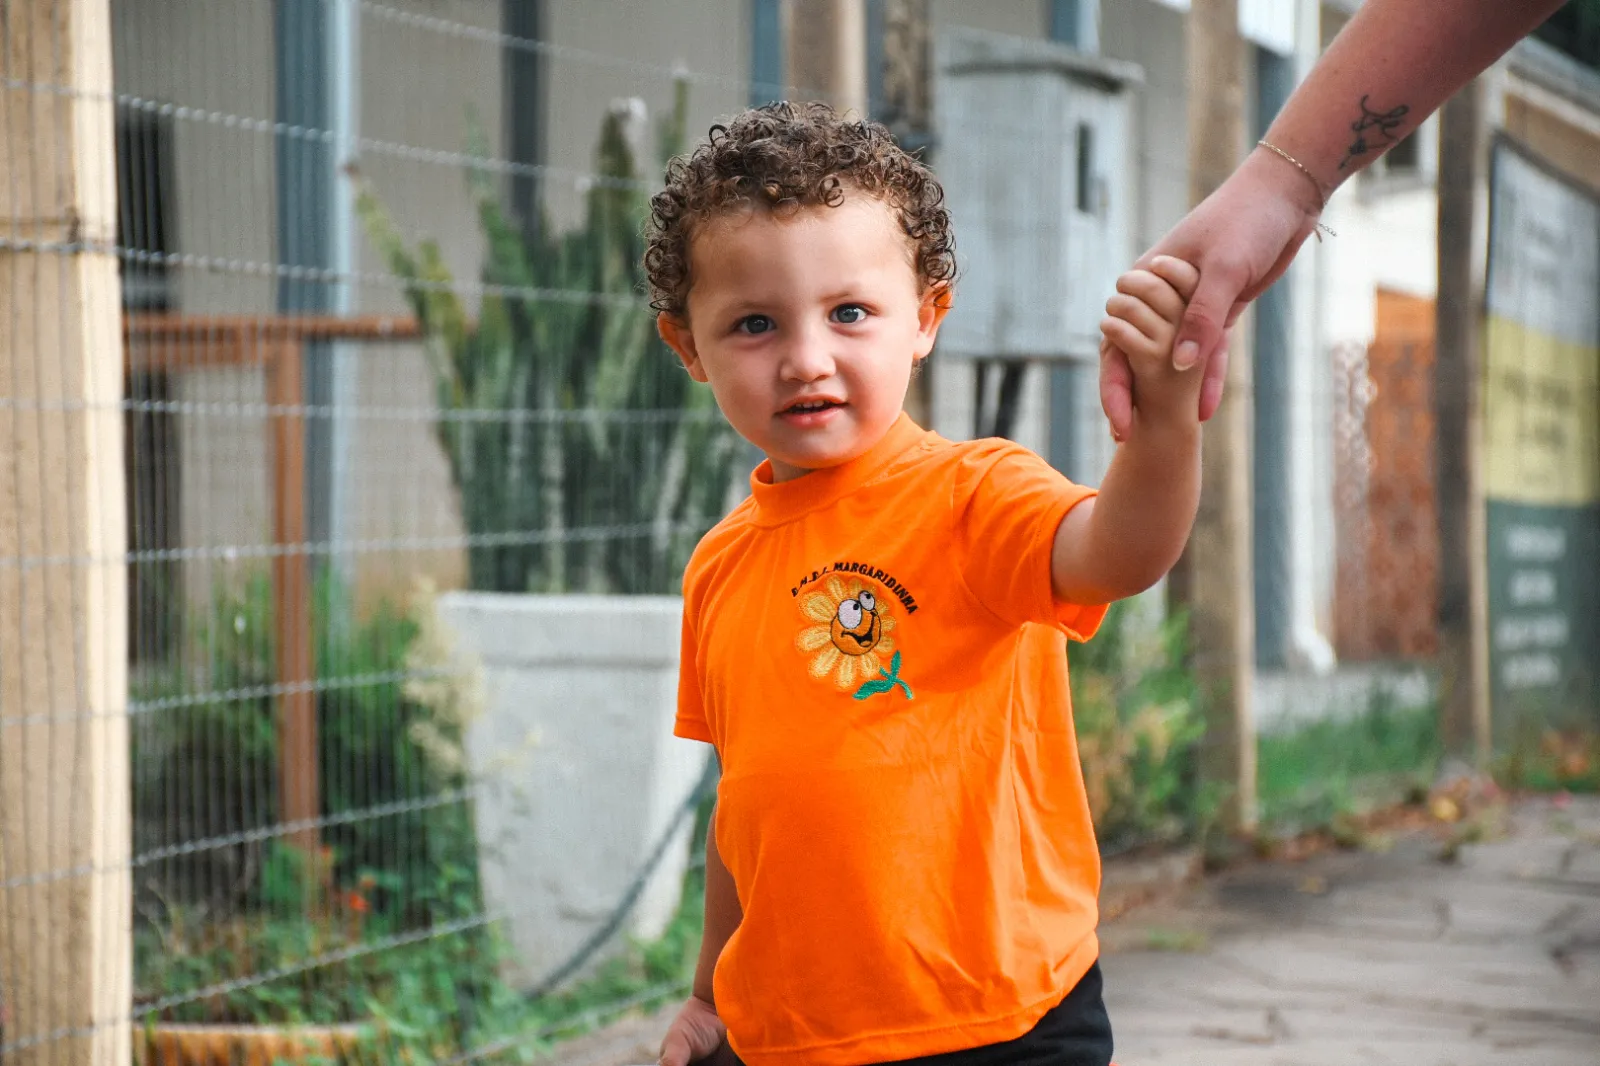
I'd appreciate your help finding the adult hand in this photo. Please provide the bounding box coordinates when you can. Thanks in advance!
[1102,147,1324,440]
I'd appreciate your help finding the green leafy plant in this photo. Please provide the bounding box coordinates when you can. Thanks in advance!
[136,853,527,1063]
[1256,692,1442,832]
[130,574,479,919]
[355,80,739,595]
[131,572,710,1060]
[1495,725,1600,794]
[1068,601,1213,853]
[136,837,710,1064]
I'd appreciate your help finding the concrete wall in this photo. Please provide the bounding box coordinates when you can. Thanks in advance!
[931,0,1048,40]
[1101,0,1191,254]
[356,0,505,313]
[345,0,506,602]
[113,0,758,605]
[543,0,751,231]
[113,0,279,562]
[111,0,500,587]
[111,0,279,315]
[438,594,708,991]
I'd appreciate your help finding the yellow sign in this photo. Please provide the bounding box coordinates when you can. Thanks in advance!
[1483,315,1600,507]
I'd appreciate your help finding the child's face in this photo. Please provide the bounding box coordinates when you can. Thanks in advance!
[658,192,949,482]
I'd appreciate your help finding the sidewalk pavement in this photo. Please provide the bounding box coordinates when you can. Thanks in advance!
[1101,793,1600,1065]
[556,794,1600,1066]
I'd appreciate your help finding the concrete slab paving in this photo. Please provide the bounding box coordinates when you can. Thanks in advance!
[553,796,1600,1065]
[1103,795,1600,1065]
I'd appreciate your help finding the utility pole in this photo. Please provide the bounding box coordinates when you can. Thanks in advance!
[877,0,934,425]
[787,0,868,117]
[1172,0,1258,833]
[0,0,132,1063]
[1434,79,1492,765]
[878,0,932,140]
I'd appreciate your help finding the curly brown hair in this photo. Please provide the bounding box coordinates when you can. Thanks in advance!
[645,101,956,316]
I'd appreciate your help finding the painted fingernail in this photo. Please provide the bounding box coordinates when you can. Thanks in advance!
[1174,340,1199,370]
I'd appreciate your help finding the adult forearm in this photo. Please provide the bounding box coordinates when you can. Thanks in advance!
[692,806,742,1005]
[1264,0,1565,194]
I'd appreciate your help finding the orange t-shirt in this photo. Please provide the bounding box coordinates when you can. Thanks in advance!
[676,414,1108,1066]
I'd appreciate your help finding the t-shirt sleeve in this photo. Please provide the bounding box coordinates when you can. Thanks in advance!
[954,445,1109,642]
[674,601,715,744]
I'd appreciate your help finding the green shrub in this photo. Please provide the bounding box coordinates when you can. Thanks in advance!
[130,574,477,920]
[1068,600,1213,852]
[355,80,740,596]
[1257,693,1441,832]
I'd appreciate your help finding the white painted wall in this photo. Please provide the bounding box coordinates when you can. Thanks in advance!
[440,594,709,991]
[1101,0,1191,255]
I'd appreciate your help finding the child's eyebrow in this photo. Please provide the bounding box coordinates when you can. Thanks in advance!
[712,297,780,318]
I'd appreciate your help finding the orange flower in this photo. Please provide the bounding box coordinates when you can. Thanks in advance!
[345,890,370,914]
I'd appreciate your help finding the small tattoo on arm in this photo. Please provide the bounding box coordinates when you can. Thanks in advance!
[1338,94,1411,170]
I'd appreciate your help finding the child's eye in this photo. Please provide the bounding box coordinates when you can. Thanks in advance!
[831,304,868,325]
[735,315,775,336]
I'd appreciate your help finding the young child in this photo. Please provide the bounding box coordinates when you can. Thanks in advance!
[646,102,1202,1066]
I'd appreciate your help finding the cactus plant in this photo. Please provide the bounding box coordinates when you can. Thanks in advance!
[356,80,739,594]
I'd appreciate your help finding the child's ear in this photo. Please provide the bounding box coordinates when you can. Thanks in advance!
[913,283,953,360]
[658,313,709,383]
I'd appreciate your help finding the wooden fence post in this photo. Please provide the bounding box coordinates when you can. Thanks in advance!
[0,0,133,1062]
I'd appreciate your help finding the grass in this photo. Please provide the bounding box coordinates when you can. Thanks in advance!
[1143,927,1209,953]
[1257,695,1441,834]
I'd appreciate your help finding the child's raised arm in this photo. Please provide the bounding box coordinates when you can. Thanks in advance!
[1051,257,1203,605]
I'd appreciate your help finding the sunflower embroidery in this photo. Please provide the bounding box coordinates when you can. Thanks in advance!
[794,576,911,699]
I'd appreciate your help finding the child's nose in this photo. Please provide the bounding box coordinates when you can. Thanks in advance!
[778,326,837,382]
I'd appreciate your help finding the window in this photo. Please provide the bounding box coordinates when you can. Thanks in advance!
[116,107,181,662]
[1361,118,1436,192]
[751,0,784,107]
[1075,122,1095,214]
[116,110,175,311]
[1534,0,1600,72]
[1380,130,1420,174]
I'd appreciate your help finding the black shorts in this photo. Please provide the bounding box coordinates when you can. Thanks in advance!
[701,961,1113,1066]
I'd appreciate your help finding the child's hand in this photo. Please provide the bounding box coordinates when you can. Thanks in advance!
[658,995,727,1066]
[1099,256,1205,431]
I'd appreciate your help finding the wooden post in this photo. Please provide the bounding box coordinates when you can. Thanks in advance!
[0,0,132,1063]
[267,340,321,854]
[787,0,868,116]
[878,0,935,426]
[1434,79,1492,765]
[1171,0,1258,833]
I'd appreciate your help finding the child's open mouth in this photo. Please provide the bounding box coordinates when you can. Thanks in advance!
[780,398,845,425]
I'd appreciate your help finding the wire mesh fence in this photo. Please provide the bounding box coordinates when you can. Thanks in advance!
[1,1,1529,1063]
[6,1,763,1061]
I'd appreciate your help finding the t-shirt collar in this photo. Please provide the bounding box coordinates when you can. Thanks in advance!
[748,413,929,526]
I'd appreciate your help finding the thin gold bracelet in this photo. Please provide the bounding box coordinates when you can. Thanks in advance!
[1257,139,1337,239]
